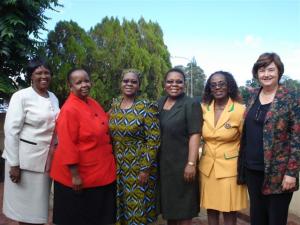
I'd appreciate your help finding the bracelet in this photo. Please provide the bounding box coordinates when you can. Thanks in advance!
[187,161,195,166]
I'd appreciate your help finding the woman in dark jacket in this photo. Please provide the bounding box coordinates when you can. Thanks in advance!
[238,52,300,225]
[158,68,202,225]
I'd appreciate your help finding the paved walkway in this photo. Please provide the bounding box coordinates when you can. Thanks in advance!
[0,182,299,225]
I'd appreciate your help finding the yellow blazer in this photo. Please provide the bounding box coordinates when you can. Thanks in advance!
[199,98,245,179]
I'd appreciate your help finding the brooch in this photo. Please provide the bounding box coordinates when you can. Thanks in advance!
[224,122,231,129]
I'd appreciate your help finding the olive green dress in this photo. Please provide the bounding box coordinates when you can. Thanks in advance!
[158,94,202,220]
[109,97,160,225]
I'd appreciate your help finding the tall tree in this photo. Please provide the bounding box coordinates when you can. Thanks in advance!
[0,0,60,96]
[43,17,171,109]
[89,17,127,105]
[175,58,206,99]
[42,20,99,104]
[187,58,206,98]
[89,17,171,102]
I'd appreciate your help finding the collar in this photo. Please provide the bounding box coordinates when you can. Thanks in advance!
[206,98,235,112]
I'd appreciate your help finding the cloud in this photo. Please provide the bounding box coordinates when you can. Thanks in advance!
[244,35,262,47]
[234,35,262,48]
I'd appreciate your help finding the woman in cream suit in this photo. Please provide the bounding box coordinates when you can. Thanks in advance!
[199,71,247,225]
[2,59,59,225]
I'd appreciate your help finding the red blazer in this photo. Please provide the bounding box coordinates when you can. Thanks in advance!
[50,93,116,188]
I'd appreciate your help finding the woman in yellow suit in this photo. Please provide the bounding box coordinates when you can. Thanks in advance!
[199,71,248,225]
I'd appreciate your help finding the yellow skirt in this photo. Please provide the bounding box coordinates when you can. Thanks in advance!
[200,166,248,212]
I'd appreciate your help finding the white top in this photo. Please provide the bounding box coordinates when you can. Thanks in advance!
[2,86,59,172]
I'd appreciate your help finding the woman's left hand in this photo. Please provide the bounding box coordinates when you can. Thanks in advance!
[9,166,21,183]
[138,171,149,185]
[184,164,196,183]
[282,175,296,191]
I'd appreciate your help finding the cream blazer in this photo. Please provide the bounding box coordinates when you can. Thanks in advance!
[2,87,59,172]
[199,98,245,178]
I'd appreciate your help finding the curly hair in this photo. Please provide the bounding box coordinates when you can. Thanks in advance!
[202,71,242,104]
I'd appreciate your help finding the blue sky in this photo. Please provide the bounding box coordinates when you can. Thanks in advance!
[44,0,300,85]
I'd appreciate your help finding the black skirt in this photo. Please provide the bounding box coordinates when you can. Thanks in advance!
[53,181,116,225]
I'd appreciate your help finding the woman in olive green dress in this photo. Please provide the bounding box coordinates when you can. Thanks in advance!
[158,68,202,225]
[109,69,160,225]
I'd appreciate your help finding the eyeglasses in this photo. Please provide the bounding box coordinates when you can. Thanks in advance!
[122,79,138,84]
[165,80,184,85]
[209,81,227,89]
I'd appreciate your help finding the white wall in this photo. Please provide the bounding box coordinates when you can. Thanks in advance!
[290,189,300,216]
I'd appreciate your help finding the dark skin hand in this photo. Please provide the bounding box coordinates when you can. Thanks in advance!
[71,174,83,191]
[183,133,200,183]
[138,171,149,185]
[69,164,83,191]
[9,166,21,183]
[184,164,196,183]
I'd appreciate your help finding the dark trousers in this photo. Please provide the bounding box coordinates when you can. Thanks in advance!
[53,181,116,225]
[245,168,293,225]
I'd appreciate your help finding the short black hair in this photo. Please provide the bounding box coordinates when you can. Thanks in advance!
[164,68,186,82]
[67,68,90,83]
[26,58,52,80]
[202,71,242,104]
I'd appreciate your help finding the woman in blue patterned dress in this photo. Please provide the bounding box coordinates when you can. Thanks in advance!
[109,69,160,225]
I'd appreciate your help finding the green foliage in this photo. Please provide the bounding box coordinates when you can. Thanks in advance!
[44,17,171,109]
[175,58,206,98]
[245,78,260,88]
[239,78,260,103]
[281,75,300,92]
[40,20,98,104]
[187,58,206,98]
[0,0,60,95]
[0,76,15,97]
[239,86,251,104]
[239,76,300,104]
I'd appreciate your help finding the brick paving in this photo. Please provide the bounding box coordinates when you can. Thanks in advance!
[0,181,299,225]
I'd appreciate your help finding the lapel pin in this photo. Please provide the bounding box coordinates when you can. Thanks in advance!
[224,122,231,129]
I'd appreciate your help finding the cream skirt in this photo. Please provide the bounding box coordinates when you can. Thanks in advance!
[3,161,51,223]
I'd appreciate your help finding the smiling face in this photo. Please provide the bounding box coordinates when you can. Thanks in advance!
[257,62,279,89]
[209,73,228,101]
[69,69,91,100]
[31,66,51,93]
[164,71,185,98]
[121,72,140,97]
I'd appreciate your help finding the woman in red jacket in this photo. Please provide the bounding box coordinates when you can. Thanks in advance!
[50,68,116,225]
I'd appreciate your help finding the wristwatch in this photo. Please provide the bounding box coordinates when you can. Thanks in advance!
[187,161,195,166]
